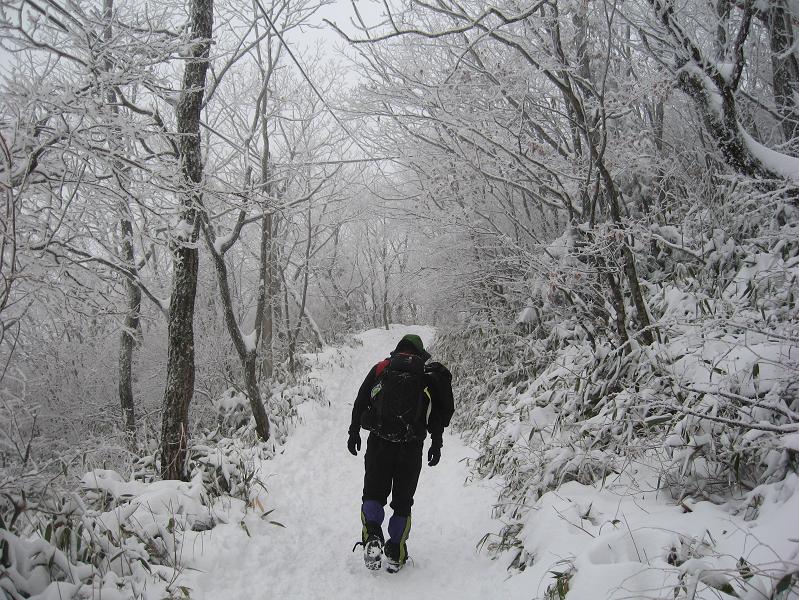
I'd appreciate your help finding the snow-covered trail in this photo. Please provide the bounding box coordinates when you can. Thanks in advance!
[184,326,529,600]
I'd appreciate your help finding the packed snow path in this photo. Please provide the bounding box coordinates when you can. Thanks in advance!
[185,326,529,599]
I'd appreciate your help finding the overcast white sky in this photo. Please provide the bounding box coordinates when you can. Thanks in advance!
[297,0,386,86]
[0,0,387,81]
[310,0,385,48]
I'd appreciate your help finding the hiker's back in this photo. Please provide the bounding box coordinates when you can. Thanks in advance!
[361,353,427,442]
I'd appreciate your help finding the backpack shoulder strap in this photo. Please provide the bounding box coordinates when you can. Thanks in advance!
[375,358,390,378]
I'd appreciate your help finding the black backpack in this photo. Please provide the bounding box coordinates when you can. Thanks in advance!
[361,353,427,442]
[425,362,454,428]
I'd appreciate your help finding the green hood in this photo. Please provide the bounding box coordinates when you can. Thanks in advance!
[401,334,425,354]
[396,333,430,361]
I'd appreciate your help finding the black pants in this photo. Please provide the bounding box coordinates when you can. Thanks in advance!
[362,433,424,516]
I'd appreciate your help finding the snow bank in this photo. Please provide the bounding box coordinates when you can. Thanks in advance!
[513,473,799,599]
[1,469,219,600]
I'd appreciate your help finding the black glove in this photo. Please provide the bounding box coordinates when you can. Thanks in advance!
[347,432,361,456]
[427,442,441,466]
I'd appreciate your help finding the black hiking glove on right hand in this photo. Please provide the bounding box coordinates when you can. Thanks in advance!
[427,441,442,466]
[348,432,361,456]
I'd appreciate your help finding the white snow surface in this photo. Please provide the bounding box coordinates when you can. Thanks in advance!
[165,325,799,600]
[180,325,531,599]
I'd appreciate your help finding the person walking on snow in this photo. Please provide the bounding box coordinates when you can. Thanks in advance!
[348,333,454,573]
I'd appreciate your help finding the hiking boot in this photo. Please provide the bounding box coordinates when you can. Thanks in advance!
[363,534,383,570]
[361,521,384,571]
[383,540,407,573]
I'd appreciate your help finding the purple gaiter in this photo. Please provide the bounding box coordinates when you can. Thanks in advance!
[388,514,410,544]
[362,500,385,525]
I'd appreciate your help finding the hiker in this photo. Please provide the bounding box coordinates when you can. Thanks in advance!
[347,333,454,573]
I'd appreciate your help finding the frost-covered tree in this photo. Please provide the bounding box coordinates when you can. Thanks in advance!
[0,0,180,459]
[160,0,214,480]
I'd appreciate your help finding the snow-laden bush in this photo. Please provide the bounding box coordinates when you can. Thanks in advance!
[0,358,325,599]
[1,471,192,599]
[436,186,799,577]
[2,437,261,599]
[213,388,251,433]
[266,360,325,444]
[210,357,323,441]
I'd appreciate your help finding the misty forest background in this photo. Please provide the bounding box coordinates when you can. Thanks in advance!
[1,0,798,597]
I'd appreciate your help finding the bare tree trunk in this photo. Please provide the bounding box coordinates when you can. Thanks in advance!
[766,1,799,144]
[260,212,275,377]
[283,274,325,349]
[259,92,275,378]
[202,225,270,441]
[381,237,390,330]
[118,217,141,439]
[552,12,656,345]
[288,199,312,370]
[282,269,290,352]
[641,94,668,217]
[103,0,140,443]
[715,0,730,60]
[161,0,213,481]
[161,250,199,481]
[249,5,284,379]
[605,271,630,350]
[601,162,656,346]
[272,231,285,357]
[326,227,356,331]
[196,76,273,441]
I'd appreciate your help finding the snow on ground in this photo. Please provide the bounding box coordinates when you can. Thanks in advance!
[514,471,799,600]
[176,326,799,600]
[180,325,531,599]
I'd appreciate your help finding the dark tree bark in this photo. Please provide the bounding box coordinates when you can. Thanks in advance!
[161,0,213,481]
[381,237,390,331]
[601,165,656,346]
[546,7,656,345]
[118,215,141,440]
[676,70,776,179]
[249,22,283,380]
[765,1,799,144]
[206,250,271,440]
[605,271,631,350]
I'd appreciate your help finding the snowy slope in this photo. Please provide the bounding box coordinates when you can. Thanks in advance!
[180,326,531,599]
